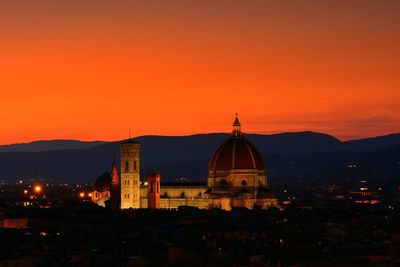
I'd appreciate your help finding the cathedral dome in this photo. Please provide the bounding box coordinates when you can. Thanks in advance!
[208,116,265,173]
[92,172,112,192]
[92,160,119,192]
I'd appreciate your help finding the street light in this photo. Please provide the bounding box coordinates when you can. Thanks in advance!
[34,185,42,193]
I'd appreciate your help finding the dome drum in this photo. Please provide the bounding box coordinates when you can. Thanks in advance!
[208,175,266,188]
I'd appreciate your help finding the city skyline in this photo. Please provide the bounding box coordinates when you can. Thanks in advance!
[1,0,399,144]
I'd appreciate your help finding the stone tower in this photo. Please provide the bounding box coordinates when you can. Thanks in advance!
[147,173,160,209]
[120,141,141,209]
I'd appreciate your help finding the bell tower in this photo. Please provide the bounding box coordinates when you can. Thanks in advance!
[120,141,141,209]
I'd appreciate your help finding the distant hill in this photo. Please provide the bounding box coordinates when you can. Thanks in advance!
[248,131,342,154]
[2,132,398,155]
[343,133,400,151]
[0,140,107,153]
[0,132,399,184]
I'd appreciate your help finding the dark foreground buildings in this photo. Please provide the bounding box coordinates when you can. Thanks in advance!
[1,194,400,266]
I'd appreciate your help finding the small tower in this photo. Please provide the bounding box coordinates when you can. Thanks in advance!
[147,173,160,209]
[120,141,141,209]
[232,113,242,137]
[110,158,120,211]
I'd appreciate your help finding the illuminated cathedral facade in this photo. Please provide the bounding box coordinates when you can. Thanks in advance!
[90,115,280,210]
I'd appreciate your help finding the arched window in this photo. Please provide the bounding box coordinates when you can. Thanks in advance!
[180,192,186,198]
[125,161,129,172]
[241,180,248,187]
[134,161,137,171]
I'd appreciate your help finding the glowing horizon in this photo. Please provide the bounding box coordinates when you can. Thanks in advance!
[1,1,399,145]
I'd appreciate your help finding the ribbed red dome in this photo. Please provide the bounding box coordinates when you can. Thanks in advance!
[208,135,265,172]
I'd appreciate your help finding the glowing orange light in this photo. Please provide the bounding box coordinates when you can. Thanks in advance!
[34,185,42,193]
[79,192,85,198]
[88,193,92,197]
[23,189,28,194]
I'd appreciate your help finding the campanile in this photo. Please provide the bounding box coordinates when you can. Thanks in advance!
[120,141,141,209]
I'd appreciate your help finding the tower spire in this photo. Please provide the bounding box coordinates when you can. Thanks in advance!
[232,113,241,136]
[110,156,120,211]
[111,157,119,186]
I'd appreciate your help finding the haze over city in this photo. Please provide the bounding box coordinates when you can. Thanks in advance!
[1,0,399,145]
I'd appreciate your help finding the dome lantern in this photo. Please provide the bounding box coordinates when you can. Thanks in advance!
[232,113,241,136]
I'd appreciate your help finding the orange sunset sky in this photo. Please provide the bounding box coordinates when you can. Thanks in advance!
[1,0,399,145]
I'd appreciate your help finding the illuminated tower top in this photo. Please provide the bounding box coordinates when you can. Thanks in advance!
[111,157,119,186]
[232,113,242,137]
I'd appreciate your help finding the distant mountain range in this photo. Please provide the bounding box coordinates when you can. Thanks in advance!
[0,140,106,153]
[0,132,399,184]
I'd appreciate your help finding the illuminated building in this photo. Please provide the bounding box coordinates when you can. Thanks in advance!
[349,180,384,204]
[206,115,278,210]
[90,172,111,207]
[90,115,279,210]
